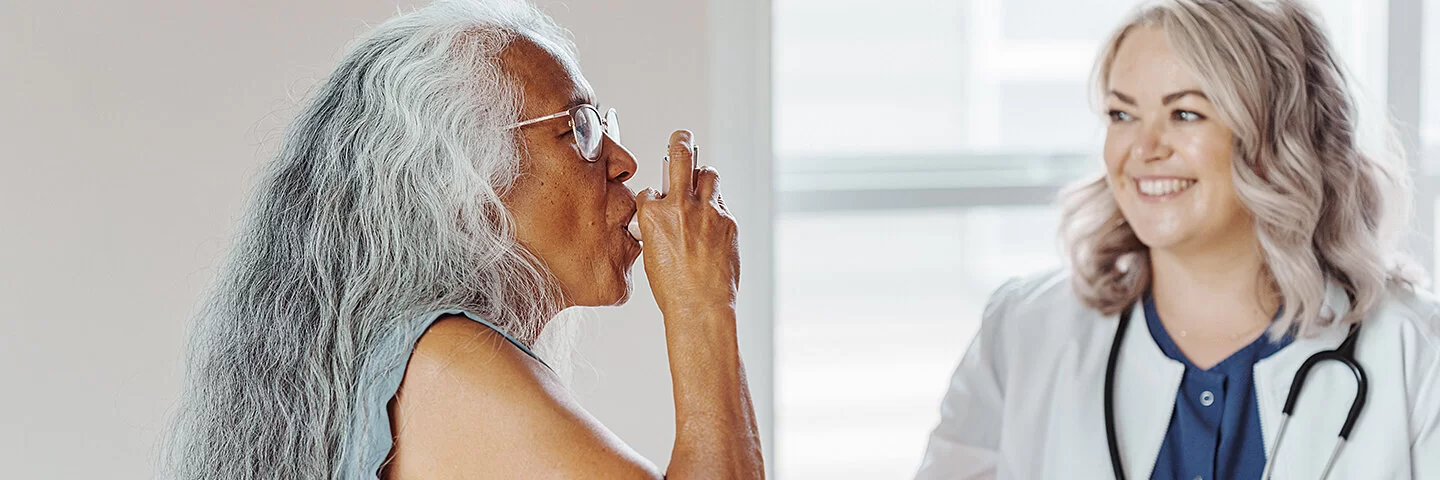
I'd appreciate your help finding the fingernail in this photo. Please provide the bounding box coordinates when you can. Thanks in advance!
[669,131,694,155]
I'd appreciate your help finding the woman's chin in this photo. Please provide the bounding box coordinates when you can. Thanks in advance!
[1128,221,1190,251]
[1134,227,1218,257]
[577,275,633,308]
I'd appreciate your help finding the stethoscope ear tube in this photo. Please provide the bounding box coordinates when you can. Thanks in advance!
[1335,325,1368,440]
[1280,323,1368,439]
[1104,304,1134,480]
[1269,323,1368,479]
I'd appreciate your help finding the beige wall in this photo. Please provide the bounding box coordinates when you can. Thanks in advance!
[0,0,772,477]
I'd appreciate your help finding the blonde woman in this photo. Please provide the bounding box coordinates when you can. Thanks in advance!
[917,0,1440,478]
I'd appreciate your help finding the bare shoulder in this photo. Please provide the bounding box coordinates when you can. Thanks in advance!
[405,315,551,393]
[384,315,659,479]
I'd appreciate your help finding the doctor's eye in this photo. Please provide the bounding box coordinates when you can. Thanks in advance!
[1106,110,1133,123]
[1172,110,1205,122]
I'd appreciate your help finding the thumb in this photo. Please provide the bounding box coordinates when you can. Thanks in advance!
[635,187,661,207]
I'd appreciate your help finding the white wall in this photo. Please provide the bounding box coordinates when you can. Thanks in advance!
[537,0,775,471]
[0,0,772,477]
[535,0,773,469]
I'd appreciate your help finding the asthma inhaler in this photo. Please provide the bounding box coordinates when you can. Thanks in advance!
[627,144,696,242]
[625,153,670,242]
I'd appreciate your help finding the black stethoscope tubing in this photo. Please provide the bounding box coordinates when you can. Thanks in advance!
[1102,302,1368,479]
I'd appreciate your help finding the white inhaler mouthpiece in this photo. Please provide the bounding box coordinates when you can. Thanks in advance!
[626,154,671,242]
[627,219,643,241]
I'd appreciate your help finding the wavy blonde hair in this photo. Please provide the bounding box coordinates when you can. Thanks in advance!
[1060,0,1414,337]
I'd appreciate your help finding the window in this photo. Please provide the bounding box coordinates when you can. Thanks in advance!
[1425,0,1440,276]
[776,208,1059,478]
[1426,0,1440,154]
[773,0,1414,477]
[775,0,1130,158]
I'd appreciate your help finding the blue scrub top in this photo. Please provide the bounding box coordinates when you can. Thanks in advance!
[1143,292,1294,480]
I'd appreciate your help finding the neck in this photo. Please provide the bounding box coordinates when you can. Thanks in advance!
[1148,233,1279,339]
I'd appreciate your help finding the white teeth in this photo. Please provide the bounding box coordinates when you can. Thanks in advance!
[1138,179,1195,196]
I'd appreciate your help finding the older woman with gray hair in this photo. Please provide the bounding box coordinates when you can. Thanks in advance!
[163,1,762,478]
[918,0,1440,478]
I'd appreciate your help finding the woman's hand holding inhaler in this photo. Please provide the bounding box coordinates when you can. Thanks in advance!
[631,129,761,478]
[633,130,740,319]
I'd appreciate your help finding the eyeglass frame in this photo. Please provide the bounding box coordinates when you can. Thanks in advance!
[502,104,619,162]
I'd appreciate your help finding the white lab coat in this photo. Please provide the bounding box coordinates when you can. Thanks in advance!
[916,271,1440,479]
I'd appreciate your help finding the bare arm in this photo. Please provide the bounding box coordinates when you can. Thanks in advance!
[638,130,764,479]
[662,309,763,479]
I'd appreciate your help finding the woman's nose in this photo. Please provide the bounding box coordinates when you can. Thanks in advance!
[602,134,638,182]
[1130,124,1172,163]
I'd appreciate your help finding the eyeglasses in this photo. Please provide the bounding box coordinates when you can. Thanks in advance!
[503,104,620,162]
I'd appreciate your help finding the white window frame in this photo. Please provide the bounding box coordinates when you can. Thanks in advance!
[778,0,1435,273]
[1391,0,1435,273]
[709,0,776,476]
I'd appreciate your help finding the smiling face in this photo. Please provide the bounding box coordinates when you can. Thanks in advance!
[1103,26,1253,256]
[499,37,642,308]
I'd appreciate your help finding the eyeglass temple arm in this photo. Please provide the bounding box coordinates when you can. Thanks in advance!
[502,110,572,130]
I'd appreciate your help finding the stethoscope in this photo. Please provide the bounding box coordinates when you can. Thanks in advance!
[1102,302,1368,479]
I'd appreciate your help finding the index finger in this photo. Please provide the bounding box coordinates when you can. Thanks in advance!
[668,129,696,195]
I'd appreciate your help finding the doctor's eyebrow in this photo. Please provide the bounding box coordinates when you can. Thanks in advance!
[1161,90,1208,105]
[1107,89,1209,106]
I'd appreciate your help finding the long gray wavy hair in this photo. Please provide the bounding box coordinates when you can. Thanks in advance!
[1060,0,1415,337]
[162,1,576,477]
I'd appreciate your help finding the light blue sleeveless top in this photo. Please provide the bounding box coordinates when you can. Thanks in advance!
[342,309,546,479]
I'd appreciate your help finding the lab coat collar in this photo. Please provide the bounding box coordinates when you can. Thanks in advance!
[1112,281,1352,477]
[1112,303,1185,478]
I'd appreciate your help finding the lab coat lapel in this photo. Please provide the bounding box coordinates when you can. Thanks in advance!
[1253,282,1353,479]
[1113,303,1185,478]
